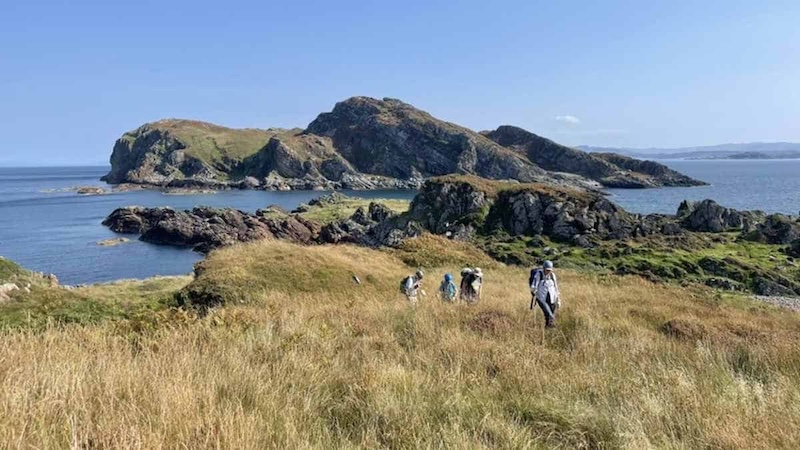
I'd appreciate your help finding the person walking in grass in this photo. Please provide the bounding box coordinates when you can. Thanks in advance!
[439,273,457,302]
[459,267,483,304]
[530,260,560,329]
[401,270,425,304]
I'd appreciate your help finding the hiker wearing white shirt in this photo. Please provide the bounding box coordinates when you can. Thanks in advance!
[529,260,560,329]
[400,270,425,304]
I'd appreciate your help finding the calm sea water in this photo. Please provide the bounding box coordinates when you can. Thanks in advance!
[607,159,800,215]
[1,160,798,284]
[0,167,415,285]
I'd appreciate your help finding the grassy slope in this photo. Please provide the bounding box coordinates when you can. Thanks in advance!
[0,269,190,330]
[145,119,286,167]
[296,197,411,224]
[2,240,800,448]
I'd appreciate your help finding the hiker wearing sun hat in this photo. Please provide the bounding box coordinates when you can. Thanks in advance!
[529,260,560,328]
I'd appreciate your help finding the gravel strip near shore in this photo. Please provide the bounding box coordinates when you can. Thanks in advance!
[754,295,800,312]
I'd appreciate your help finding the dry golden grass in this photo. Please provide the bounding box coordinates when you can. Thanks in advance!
[2,240,800,448]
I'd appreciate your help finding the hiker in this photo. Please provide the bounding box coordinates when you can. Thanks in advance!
[459,267,483,304]
[401,270,425,304]
[439,273,457,302]
[530,260,560,329]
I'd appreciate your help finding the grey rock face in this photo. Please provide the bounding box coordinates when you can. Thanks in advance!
[753,277,797,296]
[745,214,800,245]
[102,125,216,185]
[677,199,764,232]
[483,125,706,188]
[787,239,800,258]
[306,97,546,182]
[404,179,491,235]
[486,187,644,245]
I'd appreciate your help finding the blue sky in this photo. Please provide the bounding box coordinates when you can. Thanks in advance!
[1,0,798,165]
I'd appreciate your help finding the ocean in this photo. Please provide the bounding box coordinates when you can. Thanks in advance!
[1,160,798,285]
[0,167,415,285]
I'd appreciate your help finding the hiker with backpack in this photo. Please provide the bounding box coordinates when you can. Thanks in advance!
[459,267,483,304]
[530,260,560,329]
[400,270,425,304]
[439,273,457,302]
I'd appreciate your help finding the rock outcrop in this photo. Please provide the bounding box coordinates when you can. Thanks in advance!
[482,125,706,188]
[677,199,764,232]
[787,239,800,258]
[592,153,706,187]
[306,97,545,183]
[102,97,703,191]
[400,176,685,247]
[744,214,800,245]
[0,283,19,303]
[102,206,319,253]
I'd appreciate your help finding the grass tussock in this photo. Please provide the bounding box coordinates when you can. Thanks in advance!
[3,240,800,448]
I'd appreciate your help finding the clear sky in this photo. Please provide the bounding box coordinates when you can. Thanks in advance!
[1,0,798,165]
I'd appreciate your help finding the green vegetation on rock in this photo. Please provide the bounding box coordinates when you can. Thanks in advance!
[294,194,410,225]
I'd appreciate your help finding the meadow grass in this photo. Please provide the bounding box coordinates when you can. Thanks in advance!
[2,240,800,448]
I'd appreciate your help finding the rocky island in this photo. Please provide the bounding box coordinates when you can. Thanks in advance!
[101,97,706,191]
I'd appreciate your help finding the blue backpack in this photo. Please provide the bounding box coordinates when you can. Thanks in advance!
[440,280,457,301]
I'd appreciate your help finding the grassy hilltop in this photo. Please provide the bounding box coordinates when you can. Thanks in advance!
[2,234,800,448]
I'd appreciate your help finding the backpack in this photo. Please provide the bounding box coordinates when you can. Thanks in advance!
[400,276,413,295]
[529,269,543,288]
[440,280,457,301]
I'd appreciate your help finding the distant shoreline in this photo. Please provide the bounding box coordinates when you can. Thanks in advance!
[0,165,110,169]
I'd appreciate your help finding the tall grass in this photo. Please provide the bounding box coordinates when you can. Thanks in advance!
[2,241,800,448]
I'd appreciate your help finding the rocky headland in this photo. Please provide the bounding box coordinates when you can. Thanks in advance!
[101,97,705,192]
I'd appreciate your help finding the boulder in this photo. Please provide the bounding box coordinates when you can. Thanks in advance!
[678,199,764,233]
[404,178,492,235]
[753,277,797,297]
[705,277,744,291]
[745,214,800,245]
[787,239,800,258]
[0,283,19,303]
[368,202,395,223]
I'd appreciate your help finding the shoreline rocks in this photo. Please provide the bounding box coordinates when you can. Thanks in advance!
[102,206,320,253]
[97,237,130,246]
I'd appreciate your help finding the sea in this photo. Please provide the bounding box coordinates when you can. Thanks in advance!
[1,160,798,285]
